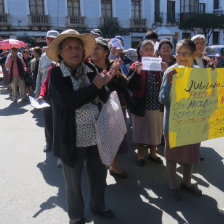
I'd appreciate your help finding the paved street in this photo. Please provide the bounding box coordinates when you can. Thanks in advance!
[0,80,224,224]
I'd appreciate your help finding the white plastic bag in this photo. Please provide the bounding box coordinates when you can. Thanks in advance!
[95,91,127,166]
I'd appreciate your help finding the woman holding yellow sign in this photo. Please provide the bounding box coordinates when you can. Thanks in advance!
[159,39,202,201]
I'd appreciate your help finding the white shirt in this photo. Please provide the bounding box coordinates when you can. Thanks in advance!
[35,53,52,97]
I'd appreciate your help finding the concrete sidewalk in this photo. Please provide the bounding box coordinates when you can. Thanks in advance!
[0,81,223,224]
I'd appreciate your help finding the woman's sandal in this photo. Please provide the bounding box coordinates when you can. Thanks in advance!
[180,183,202,196]
[69,218,85,224]
[147,155,163,164]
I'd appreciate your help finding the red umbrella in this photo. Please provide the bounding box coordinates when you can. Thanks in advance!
[0,39,27,49]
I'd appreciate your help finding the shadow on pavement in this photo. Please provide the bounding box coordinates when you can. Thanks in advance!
[0,84,10,95]
[192,146,224,192]
[33,151,66,218]
[30,108,44,127]
[0,100,28,116]
[32,139,224,223]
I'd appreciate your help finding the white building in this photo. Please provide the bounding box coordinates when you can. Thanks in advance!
[0,0,224,48]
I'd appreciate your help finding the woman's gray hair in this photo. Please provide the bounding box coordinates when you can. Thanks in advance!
[140,39,154,51]
[191,34,205,42]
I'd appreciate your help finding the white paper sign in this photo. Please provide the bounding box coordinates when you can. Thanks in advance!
[111,38,124,50]
[29,96,50,109]
[142,57,162,71]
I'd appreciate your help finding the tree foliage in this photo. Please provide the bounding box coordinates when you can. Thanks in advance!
[17,36,43,47]
[98,17,128,38]
[179,13,224,44]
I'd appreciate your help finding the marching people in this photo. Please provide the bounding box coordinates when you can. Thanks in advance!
[191,34,218,68]
[35,30,59,154]
[191,34,218,161]
[145,30,159,52]
[90,28,102,38]
[47,29,115,224]
[159,39,202,201]
[158,39,176,67]
[1,29,223,222]
[128,39,168,167]
[22,49,33,98]
[0,50,10,88]
[5,48,26,102]
[90,37,133,178]
[30,46,42,91]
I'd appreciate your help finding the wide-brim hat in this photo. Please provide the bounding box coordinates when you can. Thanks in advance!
[46,29,96,62]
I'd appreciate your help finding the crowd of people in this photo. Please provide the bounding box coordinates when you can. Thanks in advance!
[0,28,220,224]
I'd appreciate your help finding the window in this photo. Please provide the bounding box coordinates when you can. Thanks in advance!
[155,0,162,22]
[29,0,44,15]
[0,0,4,14]
[213,32,219,45]
[101,0,112,17]
[167,0,176,23]
[180,0,199,13]
[67,0,80,16]
[131,0,141,19]
[199,3,205,13]
[155,0,160,16]
[214,0,219,9]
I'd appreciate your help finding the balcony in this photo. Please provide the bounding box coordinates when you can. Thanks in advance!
[179,12,196,23]
[28,15,50,27]
[66,16,86,28]
[0,14,10,27]
[154,12,163,24]
[130,18,147,31]
[166,13,180,25]
[100,16,118,25]
[213,10,224,15]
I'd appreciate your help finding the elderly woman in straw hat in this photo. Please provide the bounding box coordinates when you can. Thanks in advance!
[46,29,115,224]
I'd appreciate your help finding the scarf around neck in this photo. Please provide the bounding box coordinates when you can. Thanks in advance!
[60,60,100,105]
[60,60,93,90]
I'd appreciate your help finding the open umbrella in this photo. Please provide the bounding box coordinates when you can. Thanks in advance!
[0,39,27,49]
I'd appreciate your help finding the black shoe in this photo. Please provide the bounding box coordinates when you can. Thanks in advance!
[147,155,163,164]
[91,208,114,219]
[43,145,52,152]
[200,157,204,161]
[69,218,85,224]
[109,169,127,179]
[136,159,145,167]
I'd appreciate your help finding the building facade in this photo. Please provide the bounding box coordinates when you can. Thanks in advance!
[0,0,223,48]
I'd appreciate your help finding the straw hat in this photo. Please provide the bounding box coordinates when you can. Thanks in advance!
[46,29,96,62]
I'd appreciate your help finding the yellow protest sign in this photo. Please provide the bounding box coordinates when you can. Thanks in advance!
[169,68,224,148]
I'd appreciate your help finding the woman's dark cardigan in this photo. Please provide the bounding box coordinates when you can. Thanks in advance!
[127,61,163,117]
[48,63,110,167]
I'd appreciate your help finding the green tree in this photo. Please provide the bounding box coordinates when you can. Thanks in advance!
[98,17,128,38]
[179,13,224,45]
[17,36,43,47]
